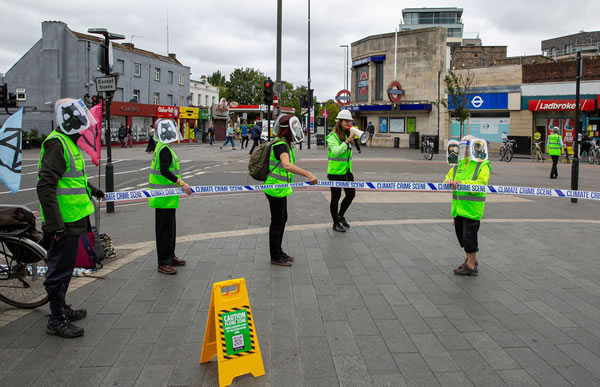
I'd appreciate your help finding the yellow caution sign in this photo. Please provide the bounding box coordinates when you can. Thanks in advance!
[200,278,265,387]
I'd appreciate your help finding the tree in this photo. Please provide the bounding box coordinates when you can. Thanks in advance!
[319,99,340,128]
[207,70,228,100]
[443,70,473,139]
[280,83,306,119]
[225,68,267,105]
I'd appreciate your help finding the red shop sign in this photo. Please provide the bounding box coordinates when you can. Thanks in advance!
[111,101,156,116]
[528,99,596,111]
[156,105,180,118]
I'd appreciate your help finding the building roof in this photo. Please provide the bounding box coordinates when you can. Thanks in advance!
[69,29,186,66]
[402,7,463,16]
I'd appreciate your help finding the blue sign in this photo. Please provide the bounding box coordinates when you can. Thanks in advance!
[346,103,431,112]
[448,93,508,110]
[352,55,386,67]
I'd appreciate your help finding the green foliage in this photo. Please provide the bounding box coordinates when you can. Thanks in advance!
[225,68,267,105]
[319,99,340,128]
[208,70,228,100]
[443,70,473,138]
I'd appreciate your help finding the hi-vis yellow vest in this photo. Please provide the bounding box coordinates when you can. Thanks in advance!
[264,139,295,198]
[327,132,352,175]
[450,159,490,221]
[149,142,181,208]
[547,133,562,156]
[38,131,94,223]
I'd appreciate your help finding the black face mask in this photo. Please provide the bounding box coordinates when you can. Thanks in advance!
[159,123,177,141]
[60,103,88,132]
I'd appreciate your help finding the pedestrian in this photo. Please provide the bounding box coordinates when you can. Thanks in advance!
[581,131,592,158]
[366,121,375,147]
[146,124,156,153]
[547,126,563,179]
[264,115,317,266]
[149,119,192,275]
[352,123,362,153]
[241,120,249,149]
[249,121,262,154]
[125,126,133,147]
[443,135,490,276]
[37,98,105,338]
[118,124,126,147]
[208,124,215,145]
[220,121,236,150]
[327,109,356,233]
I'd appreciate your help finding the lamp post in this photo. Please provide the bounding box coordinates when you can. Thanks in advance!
[339,45,349,90]
[307,0,311,149]
[88,28,125,214]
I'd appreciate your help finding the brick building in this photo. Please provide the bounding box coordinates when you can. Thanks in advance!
[542,31,600,58]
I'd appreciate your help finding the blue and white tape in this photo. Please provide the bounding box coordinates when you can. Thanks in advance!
[103,181,600,202]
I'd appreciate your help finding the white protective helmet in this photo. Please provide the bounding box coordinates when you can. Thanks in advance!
[55,98,96,135]
[552,126,560,134]
[458,135,475,161]
[154,118,180,144]
[336,110,353,121]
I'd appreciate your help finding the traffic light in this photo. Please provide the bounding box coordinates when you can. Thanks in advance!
[263,78,274,105]
[0,84,6,108]
[300,95,307,108]
[91,94,103,105]
[7,93,17,108]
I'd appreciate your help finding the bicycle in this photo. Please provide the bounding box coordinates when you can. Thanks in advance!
[560,145,571,164]
[498,139,516,162]
[422,137,434,160]
[533,141,545,163]
[585,141,599,164]
[0,218,48,309]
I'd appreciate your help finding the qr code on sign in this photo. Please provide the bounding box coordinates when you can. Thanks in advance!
[232,334,244,351]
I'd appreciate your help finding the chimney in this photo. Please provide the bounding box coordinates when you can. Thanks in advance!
[122,43,134,49]
[168,53,177,60]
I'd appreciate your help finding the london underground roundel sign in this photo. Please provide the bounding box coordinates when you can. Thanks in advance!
[335,89,351,106]
[387,81,404,103]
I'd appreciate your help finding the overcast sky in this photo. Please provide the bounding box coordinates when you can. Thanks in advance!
[1,0,598,101]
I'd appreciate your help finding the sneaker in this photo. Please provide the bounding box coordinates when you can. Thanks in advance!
[339,217,351,228]
[232,148,236,150]
[282,252,295,261]
[171,257,186,266]
[333,223,346,233]
[271,257,292,266]
[220,145,223,150]
[158,264,177,275]
[65,305,87,322]
[46,316,84,338]
[453,264,478,276]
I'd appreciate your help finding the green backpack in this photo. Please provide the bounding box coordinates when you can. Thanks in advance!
[248,141,275,181]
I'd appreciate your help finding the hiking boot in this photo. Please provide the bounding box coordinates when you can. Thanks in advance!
[340,217,351,228]
[458,260,478,272]
[333,223,346,233]
[46,316,84,338]
[158,264,177,275]
[171,257,186,266]
[453,264,478,276]
[65,305,87,322]
[271,257,292,266]
[282,252,295,261]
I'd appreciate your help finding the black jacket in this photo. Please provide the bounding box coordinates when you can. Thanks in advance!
[250,125,262,139]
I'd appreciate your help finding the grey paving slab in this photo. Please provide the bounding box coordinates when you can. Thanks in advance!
[299,336,336,379]
[356,335,399,376]
[133,364,175,387]
[496,369,540,387]
[392,353,441,387]
[462,331,519,370]
[324,321,360,355]
[424,317,472,351]
[555,364,600,387]
[513,329,576,367]
[410,333,461,372]
[434,371,475,387]
[557,343,600,380]
[332,355,372,386]
[506,347,571,387]
[450,349,506,387]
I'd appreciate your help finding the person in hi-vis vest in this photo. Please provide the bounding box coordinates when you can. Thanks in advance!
[37,98,105,338]
[149,119,192,275]
[443,135,491,276]
[547,126,563,179]
[264,115,317,266]
[327,110,356,233]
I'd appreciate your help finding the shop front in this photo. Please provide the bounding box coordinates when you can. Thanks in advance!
[110,101,157,144]
[587,95,600,138]
[449,93,511,142]
[525,97,597,154]
[178,107,199,142]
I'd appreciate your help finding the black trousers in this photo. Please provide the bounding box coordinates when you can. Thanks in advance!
[354,138,361,152]
[454,216,480,253]
[329,172,356,224]
[44,234,79,317]
[155,208,176,265]
[249,138,260,154]
[550,155,559,178]
[265,194,287,260]
[241,135,249,148]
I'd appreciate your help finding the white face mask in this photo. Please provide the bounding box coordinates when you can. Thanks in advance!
[470,139,488,162]
[154,119,180,144]
[55,98,95,135]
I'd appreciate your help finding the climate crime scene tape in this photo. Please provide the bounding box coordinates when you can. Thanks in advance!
[103,181,600,202]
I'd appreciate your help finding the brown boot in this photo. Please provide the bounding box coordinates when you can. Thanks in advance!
[158,264,177,275]
[171,257,186,266]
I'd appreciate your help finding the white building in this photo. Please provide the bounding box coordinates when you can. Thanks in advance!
[190,76,219,109]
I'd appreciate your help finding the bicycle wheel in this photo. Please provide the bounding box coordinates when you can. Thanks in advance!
[0,236,49,308]
[425,144,434,160]
[588,152,595,164]
[506,147,514,162]
[498,146,505,161]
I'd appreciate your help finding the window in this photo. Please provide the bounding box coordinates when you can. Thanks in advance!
[167,94,173,105]
[134,63,142,77]
[404,13,416,25]
[375,62,384,101]
[153,92,160,105]
[447,28,462,37]
[212,96,216,105]
[419,12,434,24]
[168,71,174,84]
[16,88,26,101]
[355,65,369,102]
[198,94,202,106]
[551,47,557,57]
[205,95,209,106]
[154,68,161,81]
[179,73,185,85]
[389,118,405,133]
[116,59,125,74]
[179,96,184,106]
[133,89,140,103]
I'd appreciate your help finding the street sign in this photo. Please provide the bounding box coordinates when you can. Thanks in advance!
[95,75,117,92]
[274,82,286,94]
[387,81,404,103]
[273,95,279,108]
[335,89,351,106]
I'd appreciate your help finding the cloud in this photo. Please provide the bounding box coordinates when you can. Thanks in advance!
[1,0,598,101]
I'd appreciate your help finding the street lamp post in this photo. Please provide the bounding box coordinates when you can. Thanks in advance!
[339,45,349,90]
[88,28,125,214]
